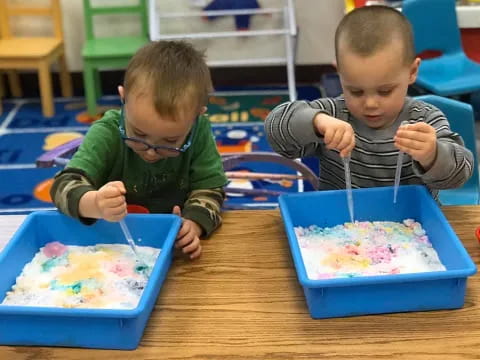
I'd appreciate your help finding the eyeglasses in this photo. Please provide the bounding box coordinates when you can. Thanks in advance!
[118,105,197,154]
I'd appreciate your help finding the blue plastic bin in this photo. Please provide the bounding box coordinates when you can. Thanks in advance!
[0,211,181,349]
[278,185,477,319]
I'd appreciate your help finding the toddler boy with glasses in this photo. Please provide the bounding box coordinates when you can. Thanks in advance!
[50,40,227,260]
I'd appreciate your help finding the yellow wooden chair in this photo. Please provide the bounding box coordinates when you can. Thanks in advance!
[0,0,72,117]
[0,70,24,115]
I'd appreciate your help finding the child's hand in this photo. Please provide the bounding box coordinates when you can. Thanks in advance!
[94,181,127,221]
[313,113,355,157]
[172,206,203,260]
[394,122,437,171]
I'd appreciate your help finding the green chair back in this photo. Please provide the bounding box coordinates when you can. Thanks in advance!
[81,0,149,116]
[83,0,148,40]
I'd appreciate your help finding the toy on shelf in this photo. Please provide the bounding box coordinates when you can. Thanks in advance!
[203,0,260,30]
[149,0,298,101]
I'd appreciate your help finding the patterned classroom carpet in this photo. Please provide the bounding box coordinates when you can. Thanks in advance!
[0,86,322,214]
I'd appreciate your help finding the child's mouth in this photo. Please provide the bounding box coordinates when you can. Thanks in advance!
[365,115,382,122]
[143,157,161,163]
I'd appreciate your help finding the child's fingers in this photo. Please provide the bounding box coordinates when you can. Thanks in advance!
[397,147,426,161]
[175,234,194,249]
[97,194,126,217]
[348,134,355,152]
[103,195,126,208]
[108,202,127,215]
[396,127,432,142]
[395,143,410,155]
[102,202,127,217]
[189,244,202,260]
[328,128,345,149]
[323,128,334,145]
[107,181,126,194]
[104,206,127,221]
[175,222,190,242]
[340,139,355,158]
[337,132,353,153]
[172,205,182,217]
[175,224,194,247]
[102,186,124,199]
[405,122,435,133]
[182,236,201,254]
[395,137,424,151]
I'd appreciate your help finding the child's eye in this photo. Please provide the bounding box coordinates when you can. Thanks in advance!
[133,131,147,138]
[350,90,363,97]
[165,139,178,144]
[378,89,393,96]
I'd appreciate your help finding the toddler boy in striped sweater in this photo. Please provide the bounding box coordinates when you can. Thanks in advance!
[265,6,473,200]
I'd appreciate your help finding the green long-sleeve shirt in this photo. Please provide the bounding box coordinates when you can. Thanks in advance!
[50,110,227,236]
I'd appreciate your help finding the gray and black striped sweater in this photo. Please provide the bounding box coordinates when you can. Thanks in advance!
[264,97,473,200]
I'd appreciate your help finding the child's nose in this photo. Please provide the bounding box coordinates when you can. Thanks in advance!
[146,148,157,156]
[365,96,379,109]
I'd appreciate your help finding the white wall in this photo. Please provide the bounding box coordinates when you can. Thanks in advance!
[8,0,345,72]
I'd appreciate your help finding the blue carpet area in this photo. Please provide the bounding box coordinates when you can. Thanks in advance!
[0,131,87,164]
[0,168,59,213]
[0,86,322,213]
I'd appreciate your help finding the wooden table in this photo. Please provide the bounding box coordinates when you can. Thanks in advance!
[1,208,480,359]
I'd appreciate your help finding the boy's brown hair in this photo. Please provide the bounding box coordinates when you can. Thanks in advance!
[334,5,415,69]
[123,40,213,119]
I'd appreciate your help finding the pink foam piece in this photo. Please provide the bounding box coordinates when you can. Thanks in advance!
[43,241,67,258]
[109,263,133,277]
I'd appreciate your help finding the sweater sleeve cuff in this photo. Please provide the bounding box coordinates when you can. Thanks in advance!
[69,185,98,226]
[412,141,453,181]
[182,206,218,238]
[290,108,326,144]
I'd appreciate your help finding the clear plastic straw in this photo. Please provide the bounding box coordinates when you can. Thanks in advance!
[119,218,139,257]
[343,155,354,223]
[393,121,409,204]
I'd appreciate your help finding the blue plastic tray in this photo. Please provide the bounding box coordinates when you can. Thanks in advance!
[279,185,477,319]
[0,211,181,349]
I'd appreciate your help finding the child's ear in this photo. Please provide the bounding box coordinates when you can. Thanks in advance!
[408,57,421,84]
[118,85,125,101]
[199,106,207,115]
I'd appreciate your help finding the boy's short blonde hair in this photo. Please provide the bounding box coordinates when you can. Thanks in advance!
[124,40,213,119]
[335,5,415,69]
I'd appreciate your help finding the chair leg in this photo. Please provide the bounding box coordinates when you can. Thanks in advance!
[6,70,22,98]
[38,62,55,118]
[83,61,99,116]
[95,69,102,100]
[58,52,73,98]
[0,73,4,115]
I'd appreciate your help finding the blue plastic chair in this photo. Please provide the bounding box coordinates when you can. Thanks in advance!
[416,95,480,205]
[403,0,480,96]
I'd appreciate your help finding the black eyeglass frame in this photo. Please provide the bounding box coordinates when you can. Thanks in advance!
[118,104,197,154]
